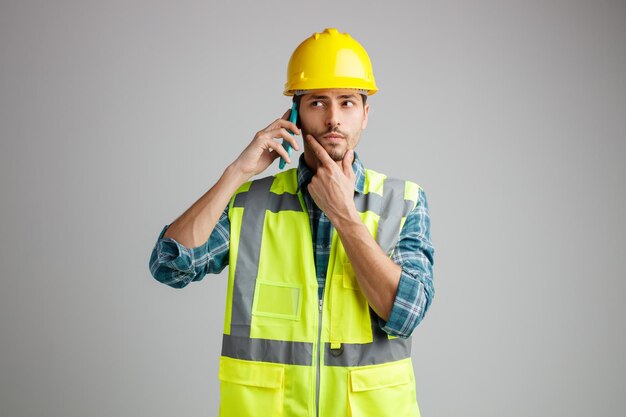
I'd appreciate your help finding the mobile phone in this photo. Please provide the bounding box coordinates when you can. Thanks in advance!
[279,101,298,170]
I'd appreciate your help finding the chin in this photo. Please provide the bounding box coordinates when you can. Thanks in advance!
[325,146,346,162]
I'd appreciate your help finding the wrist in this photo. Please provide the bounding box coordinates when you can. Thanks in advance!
[329,203,361,231]
[225,161,253,185]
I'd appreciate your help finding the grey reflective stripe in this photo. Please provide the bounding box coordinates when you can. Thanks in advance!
[325,314,412,367]
[354,179,414,222]
[233,190,303,212]
[324,337,412,367]
[376,178,414,255]
[230,177,272,336]
[230,175,304,337]
[354,192,383,214]
[222,334,313,366]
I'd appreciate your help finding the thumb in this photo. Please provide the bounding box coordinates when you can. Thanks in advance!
[342,149,354,177]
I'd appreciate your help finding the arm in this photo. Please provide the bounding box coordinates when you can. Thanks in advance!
[330,193,435,333]
[305,136,434,331]
[163,110,300,248]
[332,211,401,321]
[149,110,301,286]
[149,207,231,288]
[305,135,399,320]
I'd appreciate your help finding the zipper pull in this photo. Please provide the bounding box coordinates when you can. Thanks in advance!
[319,299,323,312]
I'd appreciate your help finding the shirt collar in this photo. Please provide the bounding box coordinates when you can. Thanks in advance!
[296,151,366,195]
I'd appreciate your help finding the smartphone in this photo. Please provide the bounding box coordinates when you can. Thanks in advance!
[279,101,298,170]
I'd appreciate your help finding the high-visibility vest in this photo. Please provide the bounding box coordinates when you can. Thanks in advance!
[219,167,422,417]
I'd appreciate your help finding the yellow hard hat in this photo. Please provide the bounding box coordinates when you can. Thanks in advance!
[284,28,378,96]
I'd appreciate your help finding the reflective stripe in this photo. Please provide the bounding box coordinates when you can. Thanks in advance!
[230,177,273,336]
[355,179,415,256]
[222,334,313,366]
[376,178,414,255]
[221,333,410,368]
[230,175,304,337]
[354,192,383,214]
[354,190,413,218]
[233,190,303,212]
[324,337,412,367]
[325,317,412,367]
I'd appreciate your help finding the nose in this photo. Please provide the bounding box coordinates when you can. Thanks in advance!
[325,102,341,128]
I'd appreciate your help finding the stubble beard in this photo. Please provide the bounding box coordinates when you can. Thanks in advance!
[325,143,346,161]
[305,128,354,162]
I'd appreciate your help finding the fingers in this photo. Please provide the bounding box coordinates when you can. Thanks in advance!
[247,110,302,167]
[305,135,334,166]
[263,110,301,137]
[281,119,301,137]
[255,119,300,150]
[342,149,355,177]
[254,125,300,164]
[262,119,300,137]
[265,138,292,163]
[265,127,299,151]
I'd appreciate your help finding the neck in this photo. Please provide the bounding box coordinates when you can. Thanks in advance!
[303,151,319,173]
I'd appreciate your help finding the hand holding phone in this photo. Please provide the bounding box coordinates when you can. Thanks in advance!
[279,101,299,170]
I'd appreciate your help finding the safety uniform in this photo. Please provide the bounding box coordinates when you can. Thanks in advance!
[218,167,422,417]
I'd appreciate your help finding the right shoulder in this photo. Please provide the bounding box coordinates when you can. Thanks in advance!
[233,168,298,197]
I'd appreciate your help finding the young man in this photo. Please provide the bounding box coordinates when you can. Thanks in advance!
[150,28,435,417]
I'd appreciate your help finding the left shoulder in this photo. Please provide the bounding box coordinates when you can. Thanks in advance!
[363,168,422,202]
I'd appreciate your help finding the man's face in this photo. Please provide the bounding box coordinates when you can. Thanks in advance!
[298,89,369,162]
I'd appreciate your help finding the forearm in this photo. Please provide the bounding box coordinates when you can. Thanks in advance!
[332,210,401,321]
[163,163,249,248]
[149,209,231,288]
[163,110,300,248]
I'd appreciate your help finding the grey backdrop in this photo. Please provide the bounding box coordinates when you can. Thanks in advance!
[1,0,625,416]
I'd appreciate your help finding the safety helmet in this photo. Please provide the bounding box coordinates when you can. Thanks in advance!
[284,28,378,96]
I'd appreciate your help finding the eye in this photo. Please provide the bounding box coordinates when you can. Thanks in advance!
[311,100,324,107]
[343,100,355,107]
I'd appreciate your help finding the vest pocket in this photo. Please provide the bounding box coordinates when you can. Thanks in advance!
[348,360,419,417]
[252,280,302,320]
[342,262,361,291]
[218,357,285,417]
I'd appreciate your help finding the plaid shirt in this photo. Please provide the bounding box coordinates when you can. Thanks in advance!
[149,153,435,338]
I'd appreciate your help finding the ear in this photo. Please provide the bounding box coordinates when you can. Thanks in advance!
[361,103,369,130]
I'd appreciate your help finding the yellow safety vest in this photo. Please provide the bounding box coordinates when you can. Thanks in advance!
[219,167,422,417]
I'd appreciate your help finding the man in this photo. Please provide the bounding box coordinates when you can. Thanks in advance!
[149,28,434,417]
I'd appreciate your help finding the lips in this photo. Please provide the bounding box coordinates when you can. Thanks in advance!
[322,133,345,141]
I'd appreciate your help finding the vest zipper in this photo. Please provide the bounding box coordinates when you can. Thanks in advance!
[316,298,323,417]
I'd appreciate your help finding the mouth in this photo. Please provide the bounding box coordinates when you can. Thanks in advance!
[321,133,345,142]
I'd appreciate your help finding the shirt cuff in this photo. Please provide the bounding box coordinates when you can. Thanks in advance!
[155,225,195,274]
[378,269,423,338]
